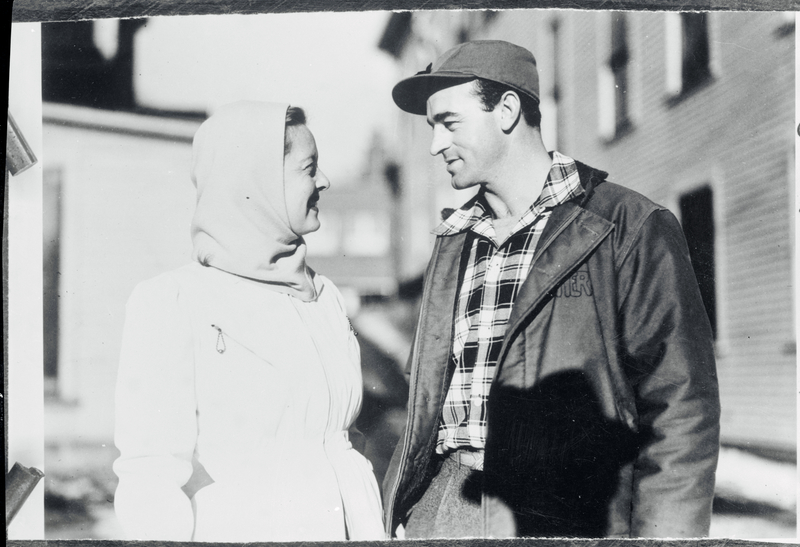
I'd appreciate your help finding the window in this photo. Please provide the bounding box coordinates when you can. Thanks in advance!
[610,13,630,134]
[680,13,711,92]
[679,186,717,338]
[598,12,631,141]
[665,12,713,99]
[540,18,561,151]
[550,18,562,150]
[43,168,63,395]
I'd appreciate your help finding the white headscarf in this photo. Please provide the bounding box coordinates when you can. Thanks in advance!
[190,101,317,301]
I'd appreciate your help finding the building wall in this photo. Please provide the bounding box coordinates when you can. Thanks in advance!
[43,106,200,446]
[384,10,795,453]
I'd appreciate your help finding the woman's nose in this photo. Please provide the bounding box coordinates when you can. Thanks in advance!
[316,169,331,191]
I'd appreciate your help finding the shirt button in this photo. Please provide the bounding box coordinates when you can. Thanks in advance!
[472,399,482,407]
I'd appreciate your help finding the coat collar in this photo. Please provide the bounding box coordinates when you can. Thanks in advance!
[432,152,590,237]
[575,160,609,205]
[430,161,614,358]
[506,202,614,328]
[502,163,613,358]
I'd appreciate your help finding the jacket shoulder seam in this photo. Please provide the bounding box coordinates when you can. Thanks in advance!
[614,207,664,272]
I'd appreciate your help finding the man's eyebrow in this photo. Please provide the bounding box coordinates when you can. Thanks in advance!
[427,111,458,126]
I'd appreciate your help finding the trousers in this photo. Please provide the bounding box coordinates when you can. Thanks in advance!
[404,451,516,539]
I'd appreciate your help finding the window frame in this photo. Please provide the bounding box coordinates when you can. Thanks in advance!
[665,168,728,357]
[664,11,716,104]
[597,11,633,144]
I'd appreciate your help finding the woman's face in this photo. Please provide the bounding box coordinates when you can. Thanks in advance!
[283,124,330,236]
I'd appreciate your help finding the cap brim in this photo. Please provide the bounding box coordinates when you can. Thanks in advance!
[391,73,476,115]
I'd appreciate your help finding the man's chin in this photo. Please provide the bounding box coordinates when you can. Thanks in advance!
[450,177,476,191]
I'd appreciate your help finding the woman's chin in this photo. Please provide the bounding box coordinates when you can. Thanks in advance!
[297,220,321,237]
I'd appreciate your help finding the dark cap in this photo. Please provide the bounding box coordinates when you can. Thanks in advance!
[392,40,540,115]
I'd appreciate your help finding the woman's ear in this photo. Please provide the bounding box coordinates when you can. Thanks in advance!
[499,91,522,132]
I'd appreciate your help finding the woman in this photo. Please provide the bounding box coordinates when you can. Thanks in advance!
[113,101,385,541]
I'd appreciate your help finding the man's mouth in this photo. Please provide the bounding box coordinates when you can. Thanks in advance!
[308,193,320,210]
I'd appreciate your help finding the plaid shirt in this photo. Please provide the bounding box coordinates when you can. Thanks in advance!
[434,151,584,454]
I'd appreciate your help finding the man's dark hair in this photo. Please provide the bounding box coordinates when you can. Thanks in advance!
[284,106,307,156]
[472,78,541,129]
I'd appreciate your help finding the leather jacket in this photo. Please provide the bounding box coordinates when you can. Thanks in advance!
[382,162,720,538]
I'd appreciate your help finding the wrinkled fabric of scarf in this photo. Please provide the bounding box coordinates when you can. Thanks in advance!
[190,101,316,301]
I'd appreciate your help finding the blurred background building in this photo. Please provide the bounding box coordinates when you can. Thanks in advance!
[35,9,795,540]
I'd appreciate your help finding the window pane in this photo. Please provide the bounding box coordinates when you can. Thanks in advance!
[681,12,711,92]
[679,186,717,338]
[43,168,63,391]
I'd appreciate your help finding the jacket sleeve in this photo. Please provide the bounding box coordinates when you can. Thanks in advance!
[112,274,197,540]
[616,208,720,537]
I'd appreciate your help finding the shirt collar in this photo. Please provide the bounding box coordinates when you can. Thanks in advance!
[432,151,584,236]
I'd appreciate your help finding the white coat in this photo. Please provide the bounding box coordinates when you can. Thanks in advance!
[113,262,385,541]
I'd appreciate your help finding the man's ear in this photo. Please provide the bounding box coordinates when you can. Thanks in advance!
[498,91,523,132]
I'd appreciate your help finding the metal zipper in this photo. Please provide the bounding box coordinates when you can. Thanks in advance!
[209,324,277,367]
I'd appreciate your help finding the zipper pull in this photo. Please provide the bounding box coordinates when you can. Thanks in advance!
[211,324,226,354]
[347,318,358,337]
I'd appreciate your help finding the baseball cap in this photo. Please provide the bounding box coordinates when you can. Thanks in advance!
[392,40,540,115]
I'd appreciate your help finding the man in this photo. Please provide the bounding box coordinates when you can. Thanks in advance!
[382,40,720,539]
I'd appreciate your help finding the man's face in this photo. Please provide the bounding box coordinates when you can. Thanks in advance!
[425,81,504,190]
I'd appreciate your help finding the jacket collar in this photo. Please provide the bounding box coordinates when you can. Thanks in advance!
[432,152,589,237]
[503,163,613,347]
[428,160,614,360]
[575,160,609,206]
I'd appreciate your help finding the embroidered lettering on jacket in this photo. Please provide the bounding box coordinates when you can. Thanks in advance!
[555,271,593,297]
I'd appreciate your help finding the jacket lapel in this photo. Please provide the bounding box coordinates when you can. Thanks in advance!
[506,201,614,334]
[409,232,466,442]
[505,161,611,329]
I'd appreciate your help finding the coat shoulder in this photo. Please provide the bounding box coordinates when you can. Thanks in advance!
[127,263,199,308]
[584,181,666,223]
[581,181,684,269]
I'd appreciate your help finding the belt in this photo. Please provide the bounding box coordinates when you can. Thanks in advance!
[448,450,484,471]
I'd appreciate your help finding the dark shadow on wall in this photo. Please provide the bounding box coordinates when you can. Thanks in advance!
[480,370,643,537]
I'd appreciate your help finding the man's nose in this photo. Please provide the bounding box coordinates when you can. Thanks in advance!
[429,127,449,157]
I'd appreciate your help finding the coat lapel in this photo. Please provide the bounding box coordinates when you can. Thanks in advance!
[506,201,614,333]
[407,233,467,451]
[412,233,466,409]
